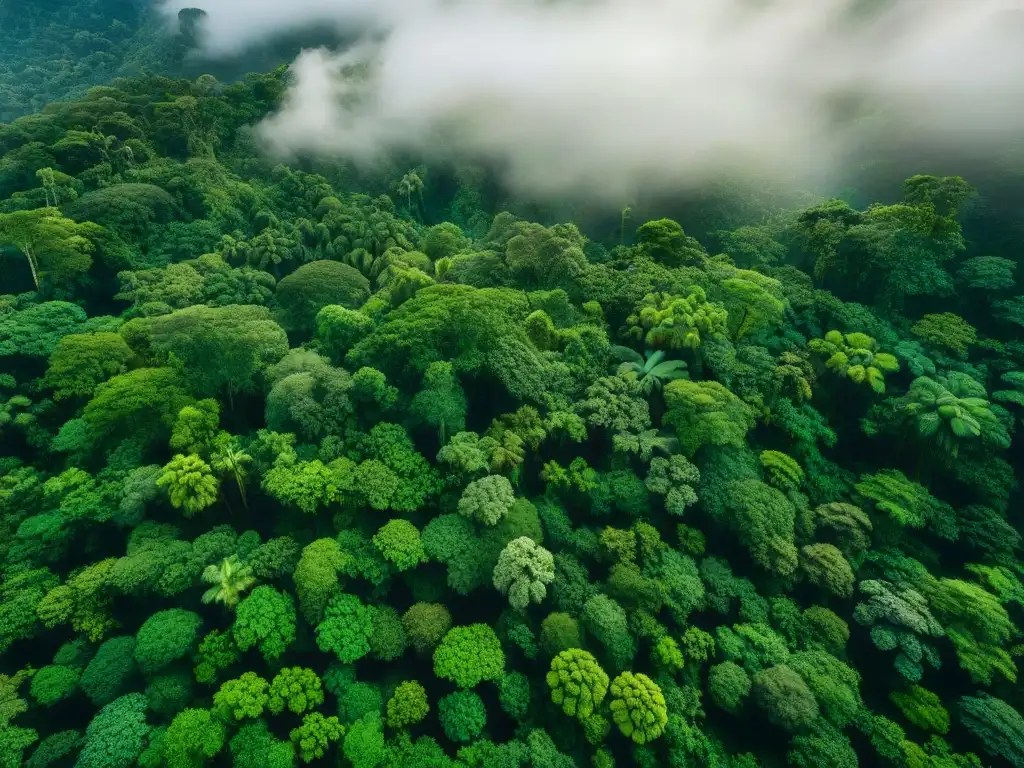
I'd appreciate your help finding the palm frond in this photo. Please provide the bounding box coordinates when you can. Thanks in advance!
[647,360,688,379]
[610,345,644,365]
[642,350,666,371]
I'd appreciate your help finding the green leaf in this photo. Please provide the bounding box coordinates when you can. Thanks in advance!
[610,346,644,365]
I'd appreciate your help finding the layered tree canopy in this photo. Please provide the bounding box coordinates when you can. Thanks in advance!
[0,27,1022,768]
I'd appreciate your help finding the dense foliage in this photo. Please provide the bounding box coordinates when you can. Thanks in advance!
[0,0,189,124]
[0,10,1023,768]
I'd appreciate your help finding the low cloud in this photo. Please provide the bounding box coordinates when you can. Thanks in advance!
[164,0,1024,202]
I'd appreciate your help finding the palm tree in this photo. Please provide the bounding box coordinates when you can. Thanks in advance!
[611,346,688,396]
[396,172,424,216]
[211,440,252,510]
[612,428,679,460]
[36,168,60,207]
[903,373,1011,458]
[483,430,525,476]
[201,555,256,609]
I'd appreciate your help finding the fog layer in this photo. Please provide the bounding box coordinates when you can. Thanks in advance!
[163,0,1024,200]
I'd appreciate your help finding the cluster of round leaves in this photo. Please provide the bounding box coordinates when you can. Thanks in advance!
[134,608,202,674]
[194,630,239,684]
[146,671,194,718]
[651,636,684,673]
[492,536,555,611]
[156,454,220,517]
[709,661,752,714]
[644,454,700,515]
[230,721,296,768]
[213,671,268,720]
[290,712,344,763]
[164,708,227,768]
[438,690,487,743]
[540,613,584,655]
[626,288,727,350]
[80,637,136,706]
[26,730,83,768]
[546,649,609,720]
[433,624,505,688]
[369,607,408,662]
[30,664,80,707]
[608,672,668,745]
[268,667,324,715]
[402,603,452,654]
[386,680,430,729]
[316,593,373,663]
[543,649,669,746]
[76,693,150,768]
[499,671,531,720]
[457,475,515,525]
[233,586,296,661]
[809,331,899,394]
[752,665,820,732]
[371,519,426,571]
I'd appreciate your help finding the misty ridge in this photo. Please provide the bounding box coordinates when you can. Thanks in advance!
[164,0,1024,201]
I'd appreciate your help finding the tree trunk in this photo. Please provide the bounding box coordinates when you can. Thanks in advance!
[236,473,249,511]
[23,246,39,290]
